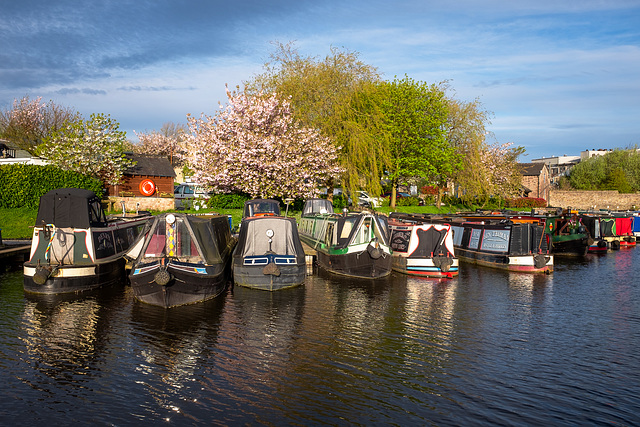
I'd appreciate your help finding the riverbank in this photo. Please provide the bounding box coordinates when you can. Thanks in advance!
[0,204,461,239]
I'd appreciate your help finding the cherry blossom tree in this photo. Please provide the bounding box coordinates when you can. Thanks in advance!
[185,86,343,199]
[134,122,188,166]
[0,95,81,153]
[37,113,135,186]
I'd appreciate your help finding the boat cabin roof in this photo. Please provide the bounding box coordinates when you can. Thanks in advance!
[35,188,107,228]
[302,198,334,216]
[243,199,281,218]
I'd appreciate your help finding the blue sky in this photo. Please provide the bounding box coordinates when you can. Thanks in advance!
[1,0,639,159]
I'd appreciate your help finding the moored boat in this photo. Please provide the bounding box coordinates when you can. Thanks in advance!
[232,199,306,291]
[298,199,392,279]
[24,188,150,294]
[127,212,236,307]
[388,212,458,278]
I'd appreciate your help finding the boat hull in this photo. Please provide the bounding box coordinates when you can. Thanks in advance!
[233,262,305,291]
[23,258,126,294]
[316,249,391,279]
[391,256,459,278]
[130,262,229,308]
[550,235,590,256]
[454,247,553,273]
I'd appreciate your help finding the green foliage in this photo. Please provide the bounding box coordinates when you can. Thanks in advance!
[331,194,348,210]
[569,148,640,192]
[0,164,103,209]
[506,197,547,208]
[37,113,134,186]
[397,196,420,206]
[206,193,251,209]
[0,206,38,239]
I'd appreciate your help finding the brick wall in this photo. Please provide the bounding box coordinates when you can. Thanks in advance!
[549,190,640,210]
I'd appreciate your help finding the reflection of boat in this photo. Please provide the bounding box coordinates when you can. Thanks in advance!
[298,199,392,279]
[127,213,236,307]
[24,188,150,294]
[387,213,458,278]
[232,199,306,291]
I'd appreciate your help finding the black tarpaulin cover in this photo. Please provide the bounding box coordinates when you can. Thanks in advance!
[186,215,231,264]
[35,188,107,228]
[235,216,304,259]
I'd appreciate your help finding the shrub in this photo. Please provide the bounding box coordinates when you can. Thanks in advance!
[421,185,439,195]
[207,193,251,209]
[332,194,348,210]
[397,196,420,206]
[0,164,103,210]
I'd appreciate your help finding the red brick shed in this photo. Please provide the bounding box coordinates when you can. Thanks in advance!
[108,153,176,197]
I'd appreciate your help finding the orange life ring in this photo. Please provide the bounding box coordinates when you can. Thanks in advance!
[139,179,156,196]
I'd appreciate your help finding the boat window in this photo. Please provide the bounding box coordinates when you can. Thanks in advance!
[144,222,166,258]
[352,218,372,245]
[340,217,357,239]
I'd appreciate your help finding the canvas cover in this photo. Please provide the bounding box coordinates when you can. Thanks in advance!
[615,217,633,236]
[35,188,107,228]
[302,199,334,216]
[235,217,304,259]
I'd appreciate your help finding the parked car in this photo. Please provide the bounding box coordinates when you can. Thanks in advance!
[356,191,383,208]
[174,183,212,210]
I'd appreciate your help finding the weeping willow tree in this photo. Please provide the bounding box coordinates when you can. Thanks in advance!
[446,96,524,207]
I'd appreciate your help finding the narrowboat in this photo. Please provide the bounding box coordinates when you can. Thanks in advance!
[445,215,553,273]
[24,188,150,294]
[579,214,611,253]
[232,199,306,291]
[387,212,458,278]
[298,199,392,279]
[611,213,637,247]
[127,212,236,307]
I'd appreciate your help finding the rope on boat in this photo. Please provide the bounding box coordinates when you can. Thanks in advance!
[44,224,56,262]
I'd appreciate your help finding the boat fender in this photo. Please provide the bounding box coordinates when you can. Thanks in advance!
[597,240,607,248]
[433,256,453,272]
[33,265,51,285]
[611,240,621,250]
[154,268,173,286]
[533,254,548,269]
[367,242,382,259]
[263,262,281,276]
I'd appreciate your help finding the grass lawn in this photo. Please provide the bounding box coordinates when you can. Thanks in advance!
[0,203,466,241]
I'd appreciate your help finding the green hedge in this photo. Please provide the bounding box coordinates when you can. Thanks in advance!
[0,164,103,210]
[207,193,251,209]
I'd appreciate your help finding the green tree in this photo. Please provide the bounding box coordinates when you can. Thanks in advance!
[36,113,135,186]
[569,148,640,191]
[379,77,455,208]
[604,167,633,193]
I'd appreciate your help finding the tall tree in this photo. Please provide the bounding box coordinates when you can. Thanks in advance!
[185,86,343,199]
[36,113,135,186]
[0,95,81,154]
[446,97,524,206]
[245,42,381,199]
[569,148,640,192]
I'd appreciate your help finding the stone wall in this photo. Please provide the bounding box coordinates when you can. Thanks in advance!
[106,196,175,212]
[549,190,640,210]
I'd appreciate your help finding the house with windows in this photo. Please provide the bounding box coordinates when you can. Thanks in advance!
[519,163,551,202]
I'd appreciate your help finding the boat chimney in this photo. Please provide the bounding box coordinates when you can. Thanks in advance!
[136,202,140,215]
[121,201,126,217]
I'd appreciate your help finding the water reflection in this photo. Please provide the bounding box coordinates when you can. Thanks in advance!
[20,286,126,392]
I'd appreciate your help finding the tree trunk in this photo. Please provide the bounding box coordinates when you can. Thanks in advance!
[326,177,334,203]
[390,179,397,209]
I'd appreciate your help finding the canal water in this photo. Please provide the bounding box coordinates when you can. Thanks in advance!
[0,249,639,426]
